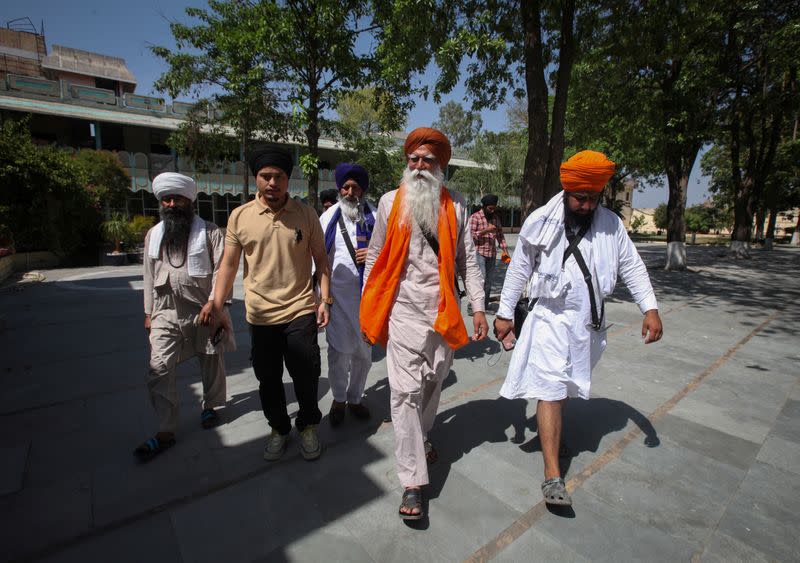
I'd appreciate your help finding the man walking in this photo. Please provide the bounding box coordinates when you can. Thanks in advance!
[468,193,509,314]
[135,172,229,462]
[320,163,376,426]
[360,127,488,520]
[210,148,331,461]
[494,150,663,506]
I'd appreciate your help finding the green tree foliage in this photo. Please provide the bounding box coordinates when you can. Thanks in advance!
[653,203,668,231]
[433,101,483,149]
[569,0,725,270]
[448,130,526,205]
[0,118,127,257]
[334,88,407,198]
[372,0,596,214]
[152,1,286,202]
[630,214,646,234]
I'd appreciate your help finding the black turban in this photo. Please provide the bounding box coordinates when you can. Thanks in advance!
[320,189,339,205]
[481,194,499,207]
[248,147,294,178]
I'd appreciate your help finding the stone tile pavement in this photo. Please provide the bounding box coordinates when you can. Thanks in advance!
[1,241,798,562]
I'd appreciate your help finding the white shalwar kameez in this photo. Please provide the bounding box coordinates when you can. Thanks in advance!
[319,201,377,404]
[364,188,485,488]
[498,192,658,401]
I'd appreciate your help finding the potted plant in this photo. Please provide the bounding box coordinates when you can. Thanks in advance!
[126,214,156,264]
[100,213,130,265]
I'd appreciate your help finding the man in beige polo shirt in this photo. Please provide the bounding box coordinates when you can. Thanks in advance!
[209,148,331,461]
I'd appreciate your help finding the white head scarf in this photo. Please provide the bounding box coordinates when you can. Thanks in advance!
[152,172,197,202]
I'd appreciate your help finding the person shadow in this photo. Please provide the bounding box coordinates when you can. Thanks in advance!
[425,396,659,518]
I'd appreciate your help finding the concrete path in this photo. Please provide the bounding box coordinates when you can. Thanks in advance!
[1,241,798,562]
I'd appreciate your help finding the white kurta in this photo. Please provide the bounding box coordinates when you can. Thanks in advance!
[364,187,485,487]
[319,202,376,403]
[498,199,658,401]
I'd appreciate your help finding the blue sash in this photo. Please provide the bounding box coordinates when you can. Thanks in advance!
[324,203,375,287]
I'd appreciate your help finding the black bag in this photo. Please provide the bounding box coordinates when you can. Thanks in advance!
[514,297,536,336]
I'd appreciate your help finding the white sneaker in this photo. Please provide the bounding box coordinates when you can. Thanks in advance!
[263,431,288,461]
[299,425,321,461]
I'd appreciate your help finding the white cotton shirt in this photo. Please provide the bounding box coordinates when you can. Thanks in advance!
[498,204,657,401]
[320,201,377,355]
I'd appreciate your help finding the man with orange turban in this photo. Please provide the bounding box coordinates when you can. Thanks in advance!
[360,127,489,521]
[494,150,663,507]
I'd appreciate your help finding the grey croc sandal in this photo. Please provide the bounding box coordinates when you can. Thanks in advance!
[541,477,572,506]
[399,488,424,520]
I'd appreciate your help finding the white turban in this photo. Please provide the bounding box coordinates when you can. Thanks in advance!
[152,172,197,202]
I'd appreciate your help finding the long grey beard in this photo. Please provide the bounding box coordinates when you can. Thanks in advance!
[400,167,444,233]
[339,196,361,223]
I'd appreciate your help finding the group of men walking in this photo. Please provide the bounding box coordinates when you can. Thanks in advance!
[135,127,662,519]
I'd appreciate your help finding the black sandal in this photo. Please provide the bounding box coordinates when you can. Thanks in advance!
[134,436,176,463]
[200,408,220,429]
[399,488,424,520]
[424,440,438,464]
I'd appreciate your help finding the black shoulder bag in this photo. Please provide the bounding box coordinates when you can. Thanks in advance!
[513,223,590,336]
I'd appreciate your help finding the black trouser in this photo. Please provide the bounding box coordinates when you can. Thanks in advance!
[250,313,322,435]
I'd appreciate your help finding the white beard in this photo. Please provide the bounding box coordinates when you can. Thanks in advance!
[400,167,444,233]
[339,196,361,223]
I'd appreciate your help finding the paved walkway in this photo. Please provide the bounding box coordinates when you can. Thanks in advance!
[1,242,798,562]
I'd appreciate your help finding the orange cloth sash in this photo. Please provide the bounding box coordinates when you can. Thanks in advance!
[360,186,468,350]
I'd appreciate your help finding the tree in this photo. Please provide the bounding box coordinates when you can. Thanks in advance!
[155,0,390,210]
[653,203,668,232]
[0,118,123,258]
[372,1,597,214]
[711,0,799,256]
[448,130,526,204]
[333,88,407,197]
[630,214,646,234]
[432,101,483,149]
[566,0,726,270]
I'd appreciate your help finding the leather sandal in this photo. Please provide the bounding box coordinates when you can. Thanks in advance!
[399,488,424,520]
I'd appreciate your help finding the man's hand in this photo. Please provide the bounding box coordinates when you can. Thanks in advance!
[355,248,368,265]
[493,317,514,342]
[642,309,663,344]
[317,302,330,329]
[481,224,498,235]
[198,301,214,326]
[208,303,232,341]
[472,312,489,341]
[144,314,151,333]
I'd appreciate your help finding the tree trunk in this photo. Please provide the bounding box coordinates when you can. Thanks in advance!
[763,206,777,250]
[730,175,754,258]
[753,207,765,242]
[305,120,320,212]
[542,0,576,201]
[792,213,800,245]
[664,146,697,271]
[240,129,250,204]
[519,0,549,216]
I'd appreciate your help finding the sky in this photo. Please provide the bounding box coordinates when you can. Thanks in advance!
[7,1,710,207]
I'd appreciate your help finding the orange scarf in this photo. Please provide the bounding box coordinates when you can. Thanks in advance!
[360,186,468,349]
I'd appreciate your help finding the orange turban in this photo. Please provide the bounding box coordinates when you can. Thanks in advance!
[404,127,452,168]
[559,150,616,192]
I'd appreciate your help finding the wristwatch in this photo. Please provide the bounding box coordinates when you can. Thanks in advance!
[322,296,334,305]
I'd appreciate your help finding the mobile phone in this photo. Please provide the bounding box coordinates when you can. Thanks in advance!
[501,330,517,351]
[211,328,225,346]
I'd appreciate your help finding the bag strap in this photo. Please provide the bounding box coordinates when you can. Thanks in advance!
[421,226,440,256]
[337,213,359,268]
[562,223,590,266]
[563,229,604,329]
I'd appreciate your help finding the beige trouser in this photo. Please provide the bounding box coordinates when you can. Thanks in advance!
[387,303,454,488]
[148,306,226,434]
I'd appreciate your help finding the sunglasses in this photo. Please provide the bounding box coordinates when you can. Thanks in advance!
[407,155,437,165]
